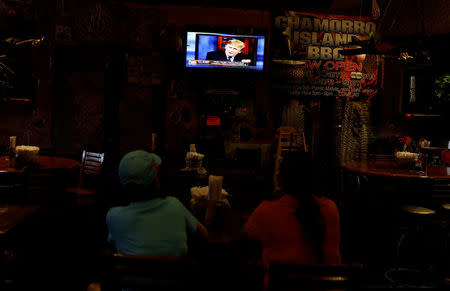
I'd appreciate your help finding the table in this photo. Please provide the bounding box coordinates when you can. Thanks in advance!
[0,156,79,172]
[341,160,450,179]
[0,156,79,201]
[0,204,40,236]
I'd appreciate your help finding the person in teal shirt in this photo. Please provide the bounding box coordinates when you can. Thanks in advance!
[106,150,208,256]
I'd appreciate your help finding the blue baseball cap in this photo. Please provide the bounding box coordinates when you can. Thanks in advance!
[118,150,162,188]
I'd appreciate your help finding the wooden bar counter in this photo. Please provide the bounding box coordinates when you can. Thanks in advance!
[339,159,449,271]
[341,160,450,179]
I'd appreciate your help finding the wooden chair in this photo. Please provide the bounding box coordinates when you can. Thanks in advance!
[66,150,104,195]
[268,262,362,291]
[273,127,308,192]
[99,253,193,291]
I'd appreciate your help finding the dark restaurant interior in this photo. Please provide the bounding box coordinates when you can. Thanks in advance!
[0,0,449,290]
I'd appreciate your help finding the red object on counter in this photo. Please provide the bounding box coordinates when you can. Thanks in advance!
[442,151,450,165]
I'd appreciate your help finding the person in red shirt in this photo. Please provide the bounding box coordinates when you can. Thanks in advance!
[243,152,341,289]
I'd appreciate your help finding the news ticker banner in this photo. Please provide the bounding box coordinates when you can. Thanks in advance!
[272,12,378,102]
[188,60,251,67]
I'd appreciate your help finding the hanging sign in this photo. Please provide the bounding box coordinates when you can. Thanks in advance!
[272,12,378,101]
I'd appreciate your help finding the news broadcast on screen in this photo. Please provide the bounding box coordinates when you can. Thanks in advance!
[185,31,266,71]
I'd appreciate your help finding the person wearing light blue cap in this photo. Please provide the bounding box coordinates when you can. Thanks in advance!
[106,150,208,256]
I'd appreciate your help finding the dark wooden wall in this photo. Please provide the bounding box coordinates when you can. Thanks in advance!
[1,0,450,162]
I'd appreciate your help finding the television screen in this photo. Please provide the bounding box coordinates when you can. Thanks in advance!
[185,30,266,71]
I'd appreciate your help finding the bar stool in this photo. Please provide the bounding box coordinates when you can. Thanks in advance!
[438,203,450,275]
[395,205,437,265]
[385,204,441,288]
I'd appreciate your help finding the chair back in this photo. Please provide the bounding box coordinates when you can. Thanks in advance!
[101,253,192,291]
[268,262,362,291]
[273,126,308,192]
[78,151,104,187]
[81,151,104,176]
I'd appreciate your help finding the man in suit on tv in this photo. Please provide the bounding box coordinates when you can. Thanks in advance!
[206,39,250,63]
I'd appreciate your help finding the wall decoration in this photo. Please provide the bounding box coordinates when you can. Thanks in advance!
[127,54,163,86]
[55,23,72,42]
[339,101,370,162]
[72,0,115,42]
[124,7,168,49]
[22,108,50,146]
[54,13,73,42]
[119,87,153,155]
[165,98,198,155]
[54,71,105,152]
[127,55,143,84]
[272,11,379,102]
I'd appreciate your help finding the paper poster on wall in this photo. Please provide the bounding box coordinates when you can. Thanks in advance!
[272,11,378,102]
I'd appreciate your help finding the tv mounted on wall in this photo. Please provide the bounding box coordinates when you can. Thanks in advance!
[184,26,266,71]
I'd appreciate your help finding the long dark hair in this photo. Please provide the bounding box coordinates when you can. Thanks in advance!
[279,152,325,263]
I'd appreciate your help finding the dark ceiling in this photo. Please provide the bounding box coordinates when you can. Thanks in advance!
[120,0,337,11]
[116,0,386,18]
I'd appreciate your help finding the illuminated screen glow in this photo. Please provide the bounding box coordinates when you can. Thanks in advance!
[206,116,221,126]
[185,31,265,71]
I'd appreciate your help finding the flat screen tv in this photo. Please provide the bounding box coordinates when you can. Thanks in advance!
[184,28,266,71]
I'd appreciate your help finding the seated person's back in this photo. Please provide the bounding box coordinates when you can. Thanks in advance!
[107,196,198,256]
[243,152,341,288]
[244,194,341,266]
[107,150,208,256]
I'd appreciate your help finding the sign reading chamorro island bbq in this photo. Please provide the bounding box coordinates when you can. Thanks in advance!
[272,12,378,101]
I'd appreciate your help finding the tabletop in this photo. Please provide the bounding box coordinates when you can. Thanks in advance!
[341,160,450,179]
[0,156,79,172]
[0,204,40,235]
